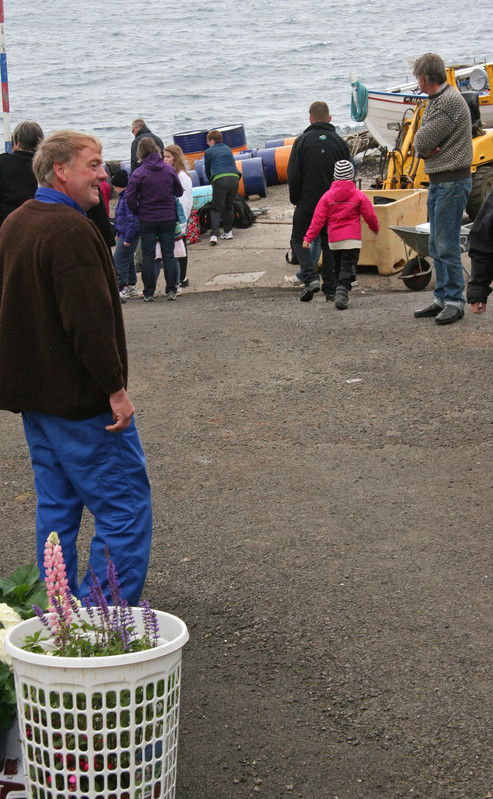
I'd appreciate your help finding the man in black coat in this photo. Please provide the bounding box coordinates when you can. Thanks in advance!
[0,120,44,227]
[287,101,350,302]
[467,189,493,314]
[130,118,164,173]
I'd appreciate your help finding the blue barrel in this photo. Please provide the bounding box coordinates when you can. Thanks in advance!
[264,136,296,149]
[193,158,209,185]
[256,148,280,186]
[234,150,253,160]
[217,124,247,150]
[120,159,131,175]
[189,169,201,187]
[173,129,208,155]
[238,157,267,198]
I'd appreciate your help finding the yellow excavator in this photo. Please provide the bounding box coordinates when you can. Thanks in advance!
[375,62,493,220]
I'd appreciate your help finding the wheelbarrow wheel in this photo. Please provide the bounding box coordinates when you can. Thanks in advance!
[402,256,432,291]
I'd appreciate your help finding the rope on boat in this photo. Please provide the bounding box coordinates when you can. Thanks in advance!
[351,80,368,123]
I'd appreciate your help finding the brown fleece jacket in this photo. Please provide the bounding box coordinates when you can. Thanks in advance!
[0,200,127,419]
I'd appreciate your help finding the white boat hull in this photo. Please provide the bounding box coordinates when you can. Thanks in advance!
[365,88,493,150]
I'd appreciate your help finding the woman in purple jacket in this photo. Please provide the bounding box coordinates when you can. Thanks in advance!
[126,138,183,302]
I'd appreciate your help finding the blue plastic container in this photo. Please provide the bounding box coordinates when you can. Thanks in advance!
[217,124,247,150]
[239,157,267,198]
[192,185,213,210]
[256,148,280,186]
[173,129,209,154]
[193,159,209,185]
[189,169,201,187]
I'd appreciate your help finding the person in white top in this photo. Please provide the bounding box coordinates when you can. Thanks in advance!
[163,144,193,293]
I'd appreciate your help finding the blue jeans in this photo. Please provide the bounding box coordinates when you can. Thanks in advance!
[291,206,319,286]
[294,232,336,295]
[113,236,138,288]
[154,256,180,294]
[139,219,176,298]
[428,177,472,307]
[22,410,153,606]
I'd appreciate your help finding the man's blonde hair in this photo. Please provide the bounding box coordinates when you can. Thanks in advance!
[32,130,102,187]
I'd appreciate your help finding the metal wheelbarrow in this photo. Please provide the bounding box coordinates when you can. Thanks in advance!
[389,223,472,291]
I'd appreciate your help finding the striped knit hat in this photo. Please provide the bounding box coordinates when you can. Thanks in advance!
[333,160,354,181]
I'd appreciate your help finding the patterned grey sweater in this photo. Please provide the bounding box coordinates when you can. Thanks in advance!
[414,83,472,181]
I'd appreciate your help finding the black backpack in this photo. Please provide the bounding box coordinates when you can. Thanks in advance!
[199,194,256,233]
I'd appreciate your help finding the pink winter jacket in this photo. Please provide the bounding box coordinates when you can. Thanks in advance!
[304,180,379,244]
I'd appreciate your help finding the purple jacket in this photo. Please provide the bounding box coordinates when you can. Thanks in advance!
[125,153,183,221]
[114,188,139,242]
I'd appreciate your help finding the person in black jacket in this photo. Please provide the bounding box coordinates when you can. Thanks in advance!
[0,120,44,227]
[287,101,350,302]
[466,189,493,314]
[130,118,164,173]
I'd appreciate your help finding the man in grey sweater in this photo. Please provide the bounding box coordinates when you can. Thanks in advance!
[412,53,472,325]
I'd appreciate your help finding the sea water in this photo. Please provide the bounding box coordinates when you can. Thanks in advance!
[2,0,492,160]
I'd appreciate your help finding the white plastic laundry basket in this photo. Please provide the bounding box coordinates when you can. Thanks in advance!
[5,609,188,799]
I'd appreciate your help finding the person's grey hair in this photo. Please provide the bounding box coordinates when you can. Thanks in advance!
[12,121,44,151]
[32,130,102,187]
[136,136,159,161]
[413,53,447,85]
[131,118,146,131]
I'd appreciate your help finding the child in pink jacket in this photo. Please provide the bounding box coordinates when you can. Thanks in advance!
[303,160,379,309]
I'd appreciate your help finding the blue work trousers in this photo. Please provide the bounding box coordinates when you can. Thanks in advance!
[22,410,153,606]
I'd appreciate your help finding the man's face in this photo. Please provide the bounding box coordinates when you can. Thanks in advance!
[58,145,107,211]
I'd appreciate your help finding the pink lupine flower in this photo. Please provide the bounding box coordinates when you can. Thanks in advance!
[44,532,72,633]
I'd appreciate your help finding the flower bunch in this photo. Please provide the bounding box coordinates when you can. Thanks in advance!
[24,534,159,658]
[0,563,48,728]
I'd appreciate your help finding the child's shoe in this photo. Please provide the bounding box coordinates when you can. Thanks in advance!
[335,287,349,310]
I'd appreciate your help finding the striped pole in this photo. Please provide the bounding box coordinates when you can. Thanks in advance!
[0,0,11,152]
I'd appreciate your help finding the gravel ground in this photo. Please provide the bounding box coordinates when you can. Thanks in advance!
[1,154,492,799]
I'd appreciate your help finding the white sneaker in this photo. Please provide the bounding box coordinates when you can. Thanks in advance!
[126,284,139,297]
[119,286,130,298]
[220,231,233,240]
[284,274,303,287]
[209,235,218,245]
[176,287,183,296]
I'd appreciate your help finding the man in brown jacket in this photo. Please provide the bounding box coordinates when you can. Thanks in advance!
[0,130,152,605]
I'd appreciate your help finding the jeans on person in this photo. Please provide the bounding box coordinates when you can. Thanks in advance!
[22,410,153,606]
[113,236,138,288]
[295,232,336,296]
[154,256,180,294]
[139,219,176,298]
[291,206,319,286]
[211,175,240,237]
[428,177,472,308]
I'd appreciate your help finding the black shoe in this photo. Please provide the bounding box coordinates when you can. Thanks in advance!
[300,281,320,302]
[180,278,189,288]
[334,288,348,310]
[435,305,464,325]
[325,294,335,302]
[414,301,443,318]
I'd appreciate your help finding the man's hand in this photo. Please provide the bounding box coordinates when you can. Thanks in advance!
[106,388,135,432]
[470,301,487,315]
[302,240,310,249]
